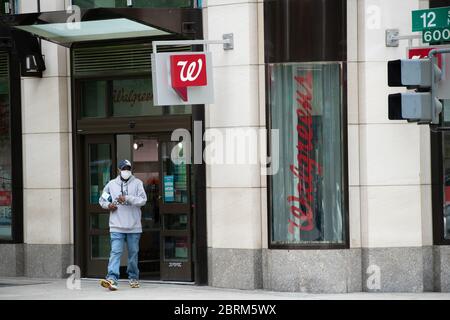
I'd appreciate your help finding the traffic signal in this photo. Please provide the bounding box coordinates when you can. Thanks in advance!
[387,57,442,124]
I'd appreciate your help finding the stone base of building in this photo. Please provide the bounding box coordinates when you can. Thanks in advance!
[433,245,450,292]
[1,244,448,293]
[208,246,446,293]
[208,248,262,290]
[0,244,73,278]
[361,246,433,292]
[0,244,24,277]
[263,248,362,293]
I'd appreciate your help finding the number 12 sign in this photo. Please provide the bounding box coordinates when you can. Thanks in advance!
[412,6,450,32]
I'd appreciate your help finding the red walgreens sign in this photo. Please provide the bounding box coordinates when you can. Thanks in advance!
[170,54,207,101]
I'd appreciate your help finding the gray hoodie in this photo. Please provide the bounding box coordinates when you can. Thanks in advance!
[99,175,147,233]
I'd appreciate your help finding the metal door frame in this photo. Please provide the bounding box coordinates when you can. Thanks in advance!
[83,134,117,277]
[158,134,193,281]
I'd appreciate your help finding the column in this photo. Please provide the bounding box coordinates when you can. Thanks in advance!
[357,0,433,292]
[203,0,263,289]
[20,0,73,278]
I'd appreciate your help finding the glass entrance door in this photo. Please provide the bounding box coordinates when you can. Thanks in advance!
[127,136,161,280]
[84,135,115,277]
[83,133,193,281]
[128,134,193,281]
[159,137,193,281]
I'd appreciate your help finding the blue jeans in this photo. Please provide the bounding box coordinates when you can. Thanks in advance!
[106,232,141,283]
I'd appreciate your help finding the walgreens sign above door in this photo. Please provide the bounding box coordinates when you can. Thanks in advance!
[152,52,214,106]
[170,54,208,101]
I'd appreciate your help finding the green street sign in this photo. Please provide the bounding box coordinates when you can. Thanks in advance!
[412,6,450,32]
[422,27,450,43]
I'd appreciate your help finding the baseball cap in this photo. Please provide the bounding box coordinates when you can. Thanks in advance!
[118,159,132,170]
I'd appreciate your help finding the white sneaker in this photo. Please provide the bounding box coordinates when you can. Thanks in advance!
[129,279,140,288]
[100,278,118,291]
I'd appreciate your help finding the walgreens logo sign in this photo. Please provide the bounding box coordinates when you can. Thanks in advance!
[152,52,214,106]
[170,54,208,101]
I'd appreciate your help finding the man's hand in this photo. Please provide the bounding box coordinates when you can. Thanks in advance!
[108,203,118,211]
[117,195,127,204]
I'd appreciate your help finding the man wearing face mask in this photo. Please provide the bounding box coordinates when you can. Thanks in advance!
[98,159,147,291]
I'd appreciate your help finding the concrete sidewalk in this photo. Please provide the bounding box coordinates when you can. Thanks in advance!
[0,277,450,300]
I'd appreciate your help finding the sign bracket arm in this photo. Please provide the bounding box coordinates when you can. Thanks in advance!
[386,29,421,47]
[152,33,234,53]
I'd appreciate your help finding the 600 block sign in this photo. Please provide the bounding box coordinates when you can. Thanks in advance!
[174,304,278,318]
[422,28,450,43]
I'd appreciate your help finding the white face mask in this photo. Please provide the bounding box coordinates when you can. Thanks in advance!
[120,170,132,180]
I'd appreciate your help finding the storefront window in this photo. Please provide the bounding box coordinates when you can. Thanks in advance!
[79,78,191,118]
[81,80,107,118]
[112,78,191,117]
[268,62,346,246]
[0,73,11,240]
[73,0,193,8]
[76,43,193,118]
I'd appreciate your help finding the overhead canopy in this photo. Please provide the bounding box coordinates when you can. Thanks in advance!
[0,7,202,47]
[15,18,170,46]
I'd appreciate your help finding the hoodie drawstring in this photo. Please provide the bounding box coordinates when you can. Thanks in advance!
[121,181,129,196]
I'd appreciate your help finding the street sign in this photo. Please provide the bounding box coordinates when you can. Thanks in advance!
[412,6,450,32]
[422,28,450,43]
